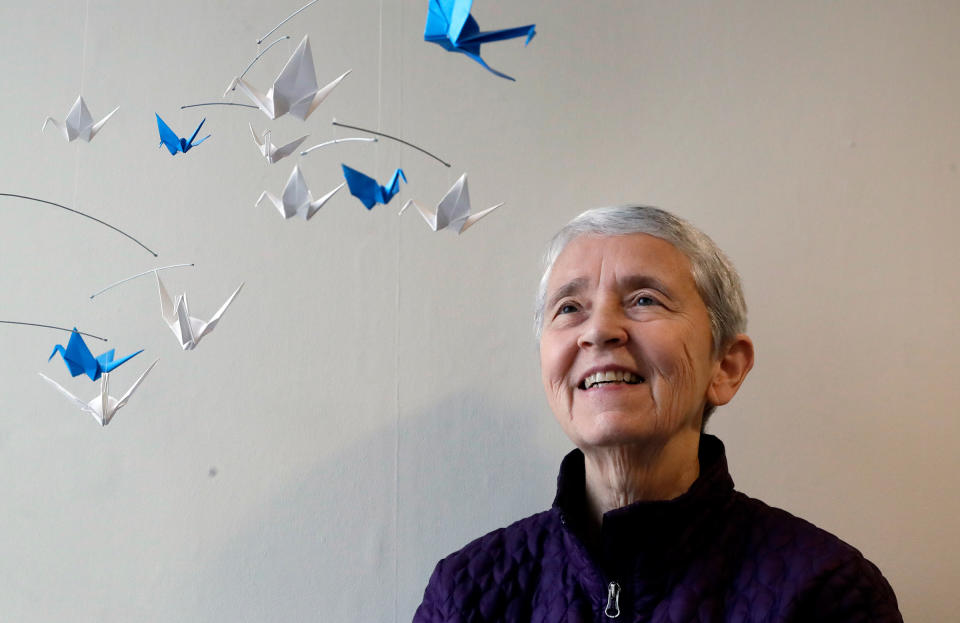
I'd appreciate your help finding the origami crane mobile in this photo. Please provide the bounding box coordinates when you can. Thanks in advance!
[424,0,536,81]
[250,123,308,164]
[342,165,406,210]
[400,173,503,234]
[257,165,344,221]
[43,95,119,142]
[39,360,158,427]
[225,36,351,121]
[156,114,210,155]
[157,273,243,351]
[49,328,143,382]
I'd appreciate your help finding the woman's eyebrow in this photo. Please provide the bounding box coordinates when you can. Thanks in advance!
[622,275,674,298]
[546,277,588,310]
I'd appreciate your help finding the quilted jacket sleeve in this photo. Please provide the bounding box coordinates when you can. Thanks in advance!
[796,553,902,622]
[412,558,454,623]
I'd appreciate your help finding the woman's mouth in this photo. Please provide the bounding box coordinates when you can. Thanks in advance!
[578,370,645,390]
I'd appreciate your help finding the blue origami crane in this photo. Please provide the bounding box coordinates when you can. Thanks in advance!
[342,165,407,210]
[424,0,535,81]
[156,114,210,155]
[49,328,143,382]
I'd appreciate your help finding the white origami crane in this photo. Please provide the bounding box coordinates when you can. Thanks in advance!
[157,273,243,351]
[224,36,350,121]
[257,165,344,220]
[250,123,308,164]
[39,360,158,426]
[42,95,119,142]
[399,173,503,234]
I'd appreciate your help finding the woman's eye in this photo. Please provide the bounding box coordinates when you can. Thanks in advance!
[633,295,657,307]
[558,303,578,314]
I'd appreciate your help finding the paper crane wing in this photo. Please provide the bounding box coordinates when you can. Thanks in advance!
[342,164,379,209]
[113,360,159,412]
[282,166,311,215]
[185,118,210,150]
[192,283,244,343]
[435,173,470,230]
[97,346,143,374]
[271,134,309,162]
[88,105,120,140]
[304,183,344,220]
[38,372,104,425]
[156,114,182,155]
[299,70,351,121]
[458,202,503,233]
[66,96,93,141]
[272,36,318,120]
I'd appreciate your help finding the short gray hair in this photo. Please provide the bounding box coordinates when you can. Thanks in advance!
[534,205,747,356]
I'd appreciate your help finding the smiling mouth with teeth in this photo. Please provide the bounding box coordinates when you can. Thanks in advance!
[579,370,645,390]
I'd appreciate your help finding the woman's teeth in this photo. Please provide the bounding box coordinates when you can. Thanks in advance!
[580,370,644,389]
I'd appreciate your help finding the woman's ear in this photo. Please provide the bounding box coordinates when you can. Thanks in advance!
[706,334,755,407]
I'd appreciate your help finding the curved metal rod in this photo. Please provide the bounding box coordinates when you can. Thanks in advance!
[180,102,258,110]
[331,120,451,168]
[300,137,377,156]
[90,263,195,299]
[233,36,290,89]
[0,321,107,342]
[258,0,321,44]
[0,193,157,257]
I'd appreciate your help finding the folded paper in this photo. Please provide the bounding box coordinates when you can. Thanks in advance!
[43,95,119,142]
[250,124,308,164]
[424,0,535,81]
[157,114,210,155]
[342,165,406,209]
[400,173,502,234]
[157,273,242,350]
[257,165,343,220]
[49,328,142,381]
[39,360,158,426]
[225,36,350,121]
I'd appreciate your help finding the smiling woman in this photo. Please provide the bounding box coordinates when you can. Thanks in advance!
[413,206,902,623]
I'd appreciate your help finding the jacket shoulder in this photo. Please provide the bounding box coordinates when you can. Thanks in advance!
[728,493,902,622]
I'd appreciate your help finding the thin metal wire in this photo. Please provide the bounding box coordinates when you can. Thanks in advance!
[0,321,107,342]
[90,264,194,299]
[332,120,451,168]
[300,137,377,156]
[233,36,290,89]
[0,193,157,257]
[180,102,257,110]
[257,0,321,44]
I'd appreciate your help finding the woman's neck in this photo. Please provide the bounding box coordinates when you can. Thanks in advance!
[581,430,701,530]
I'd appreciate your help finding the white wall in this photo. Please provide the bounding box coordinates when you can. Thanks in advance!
[0,1,957,620]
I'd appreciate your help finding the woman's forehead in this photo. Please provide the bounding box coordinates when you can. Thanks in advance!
[548,233,694,288]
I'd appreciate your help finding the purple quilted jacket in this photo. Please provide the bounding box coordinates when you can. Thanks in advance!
[413,435,901,622]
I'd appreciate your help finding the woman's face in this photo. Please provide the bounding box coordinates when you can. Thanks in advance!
[539,233,723,450]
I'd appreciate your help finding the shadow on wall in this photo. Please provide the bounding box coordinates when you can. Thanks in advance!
[193,389,559,623]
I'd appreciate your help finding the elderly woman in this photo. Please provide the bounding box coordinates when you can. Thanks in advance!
[413,206,901,622]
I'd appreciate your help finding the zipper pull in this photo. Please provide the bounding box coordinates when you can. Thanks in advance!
[604,581,621,619]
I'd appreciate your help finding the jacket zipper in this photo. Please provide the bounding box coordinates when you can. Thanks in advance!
[604,581,621,619]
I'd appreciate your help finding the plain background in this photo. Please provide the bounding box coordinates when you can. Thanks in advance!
[0,1,957,620]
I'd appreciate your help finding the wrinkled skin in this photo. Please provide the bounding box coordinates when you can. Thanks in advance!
[539,233,753,513]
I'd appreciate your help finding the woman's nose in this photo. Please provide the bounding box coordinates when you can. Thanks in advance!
[577,304,628,348]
